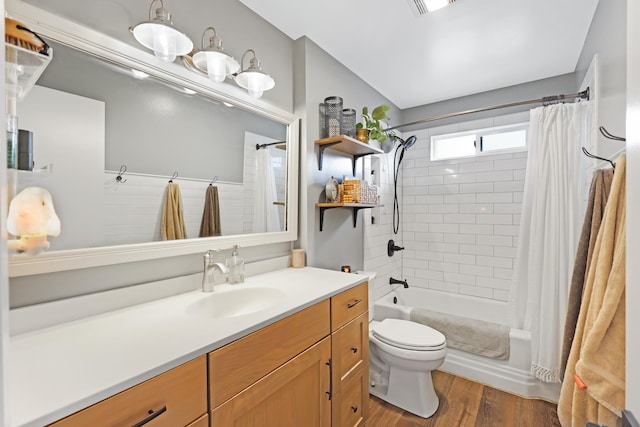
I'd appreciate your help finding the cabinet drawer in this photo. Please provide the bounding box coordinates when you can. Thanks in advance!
[332,364,368,427]
[186,413,208,427]
[209,299,330,409]
[332,312,368,382]
[331,282,368,331]
[50,356,207,427]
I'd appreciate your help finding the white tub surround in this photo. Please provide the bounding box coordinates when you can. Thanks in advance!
[9,267,366,427]
[375,289,561,402]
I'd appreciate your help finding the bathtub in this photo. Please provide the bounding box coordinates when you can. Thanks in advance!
[374,288,561,402]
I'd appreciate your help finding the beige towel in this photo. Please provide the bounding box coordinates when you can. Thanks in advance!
[199,185,221,237]
[558,156,626,427]
[410,309,510,360]
[560,168,614,378]
[161,182,187,240]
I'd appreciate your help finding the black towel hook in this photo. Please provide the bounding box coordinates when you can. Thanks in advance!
[169,171,179,183]
[582,147,615,169]
[599,126,626,142]
[115,164,127,183]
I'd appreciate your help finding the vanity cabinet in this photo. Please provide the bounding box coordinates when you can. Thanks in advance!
[49,356,207,427]
[209,282,369,427]
[46,282,368,427]
[209,300,332,426]
[330,282,369,427]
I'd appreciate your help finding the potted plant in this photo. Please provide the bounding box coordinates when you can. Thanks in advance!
[356,104,391,143]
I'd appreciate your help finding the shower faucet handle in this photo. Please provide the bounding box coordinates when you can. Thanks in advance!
[387,239,405,257]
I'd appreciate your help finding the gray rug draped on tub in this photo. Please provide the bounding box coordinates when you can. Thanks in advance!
[410,309,510,360]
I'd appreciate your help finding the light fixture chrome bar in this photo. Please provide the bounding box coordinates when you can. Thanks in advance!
[384,87,590,133]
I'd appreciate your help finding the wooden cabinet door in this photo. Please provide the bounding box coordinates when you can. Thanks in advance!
[211,337,331,427]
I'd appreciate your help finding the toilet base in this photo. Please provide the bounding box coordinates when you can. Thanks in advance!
[369,364,439,418]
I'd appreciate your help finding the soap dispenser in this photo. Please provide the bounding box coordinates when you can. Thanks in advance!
[226,245,245,284]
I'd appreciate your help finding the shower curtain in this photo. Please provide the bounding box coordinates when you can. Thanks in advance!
[253,148,281,233]
[509,102,588,383]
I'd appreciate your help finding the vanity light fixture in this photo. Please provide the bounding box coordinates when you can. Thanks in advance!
[234,49,275,98]
[192,27,240,83]
[131,0,193,63]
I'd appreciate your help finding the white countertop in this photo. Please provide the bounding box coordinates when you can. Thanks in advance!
[9,267,367,427]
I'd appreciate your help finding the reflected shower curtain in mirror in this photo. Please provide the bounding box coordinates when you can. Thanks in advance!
[253,148,281,233]
[508,102,588,383]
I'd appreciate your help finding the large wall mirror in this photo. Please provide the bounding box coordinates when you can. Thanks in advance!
[7,4,299,277]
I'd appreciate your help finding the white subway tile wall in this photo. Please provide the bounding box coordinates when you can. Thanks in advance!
[399,113,528,302]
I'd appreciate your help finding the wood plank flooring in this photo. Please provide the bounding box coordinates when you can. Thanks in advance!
[367,370,561,427]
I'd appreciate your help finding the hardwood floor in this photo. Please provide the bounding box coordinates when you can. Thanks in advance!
[367,370,561,427]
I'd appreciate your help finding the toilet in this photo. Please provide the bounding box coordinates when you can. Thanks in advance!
[361,273,447,418]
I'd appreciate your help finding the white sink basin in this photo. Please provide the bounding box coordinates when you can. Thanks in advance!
[186,287,285,318]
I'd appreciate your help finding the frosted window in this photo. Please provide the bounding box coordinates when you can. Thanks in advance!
[482,129,526,152]
[431,134,476,161]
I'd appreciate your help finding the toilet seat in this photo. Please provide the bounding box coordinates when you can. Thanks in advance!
[372,319,446,351]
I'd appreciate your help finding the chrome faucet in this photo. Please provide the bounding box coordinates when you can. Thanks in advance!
[202,250,230,292]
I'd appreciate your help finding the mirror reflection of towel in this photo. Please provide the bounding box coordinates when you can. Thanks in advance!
[199,185,221,237]
[161,182,187,240]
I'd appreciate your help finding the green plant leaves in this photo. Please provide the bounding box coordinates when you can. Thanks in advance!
[358,104,391,142]
[371,104,390,121]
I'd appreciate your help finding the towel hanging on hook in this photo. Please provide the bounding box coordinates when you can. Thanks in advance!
[599,126,626,142]
[582,147,615,169]
[209,175,218,186]
[115,165,127,183]
[169,171,179,183]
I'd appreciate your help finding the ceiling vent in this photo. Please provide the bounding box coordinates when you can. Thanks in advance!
[406,0,456,16]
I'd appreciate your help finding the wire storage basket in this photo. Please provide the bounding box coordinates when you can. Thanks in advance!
[342,108,356,138]
[324,96,343,137]
[319,103,328,138]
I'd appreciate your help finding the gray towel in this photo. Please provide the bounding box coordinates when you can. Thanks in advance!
[410,308,510,360]
[199,185,221,237]
[559,168,614,379]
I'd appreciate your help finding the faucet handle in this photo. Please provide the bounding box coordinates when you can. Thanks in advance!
[204,249,220,260]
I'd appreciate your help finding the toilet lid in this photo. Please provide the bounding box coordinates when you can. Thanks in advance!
[372,319,446,350]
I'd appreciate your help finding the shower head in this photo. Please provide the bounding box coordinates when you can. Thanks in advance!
[401,135,417,149]
[389,134,417,150]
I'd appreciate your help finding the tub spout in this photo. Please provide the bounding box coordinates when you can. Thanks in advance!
[389,277,409,288]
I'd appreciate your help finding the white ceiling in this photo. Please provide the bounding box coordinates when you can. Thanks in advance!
[239,0,599,109]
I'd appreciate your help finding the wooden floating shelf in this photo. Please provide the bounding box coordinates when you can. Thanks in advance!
[315,202,383,231]
[315,135,384,175]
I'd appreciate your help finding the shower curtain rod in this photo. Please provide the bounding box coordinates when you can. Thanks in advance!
[384,87,590,133]
[255,141,286,150]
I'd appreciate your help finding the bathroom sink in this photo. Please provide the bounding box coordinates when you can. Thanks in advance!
[186,287,285,318]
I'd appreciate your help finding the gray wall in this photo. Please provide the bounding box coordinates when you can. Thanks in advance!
[294,37,400,272]
[24,0,294,112]
[576,0,627,159]
[38,42,286,183]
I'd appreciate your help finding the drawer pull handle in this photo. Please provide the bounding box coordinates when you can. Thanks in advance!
[351,347,358,353]
[347,299,362,309]
[351,406,358,413]
[326,359,333,401]
[131,406,167,427]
